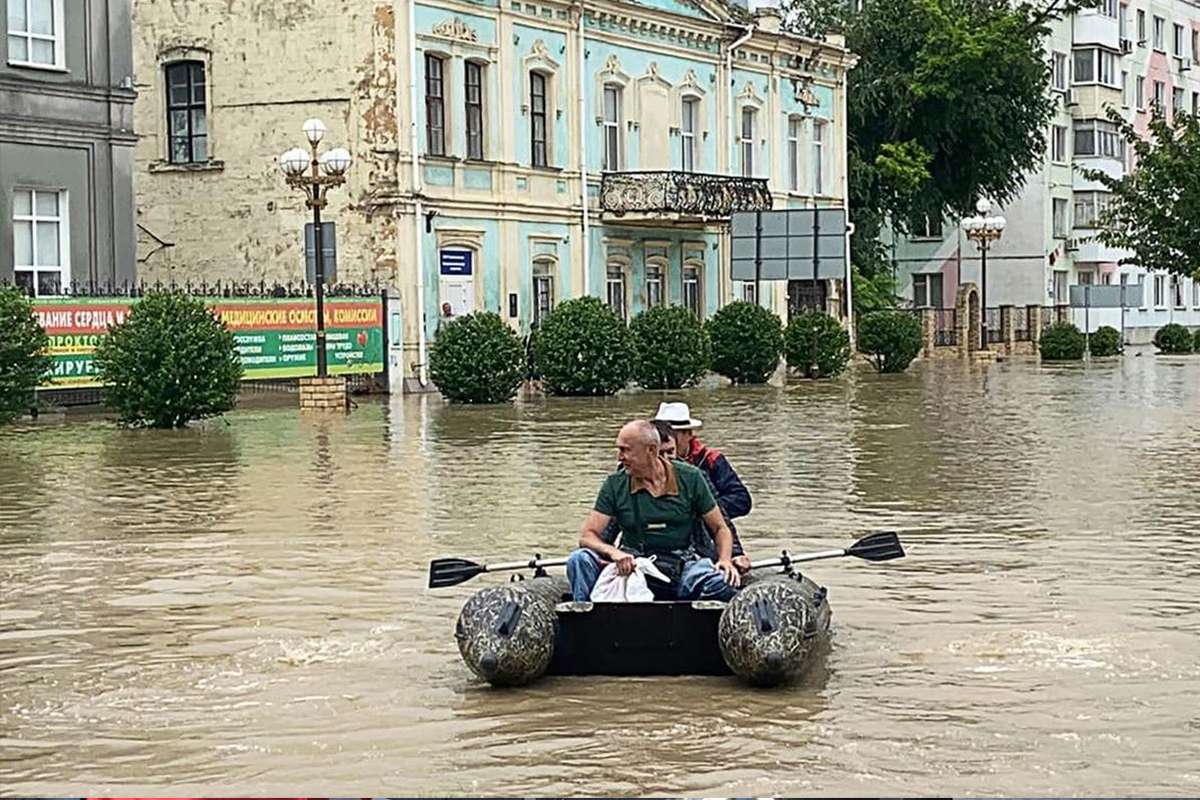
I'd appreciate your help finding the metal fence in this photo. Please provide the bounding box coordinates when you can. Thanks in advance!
[934,308,958,346]
[1014,307,1032,341]
[985,308,1004,344]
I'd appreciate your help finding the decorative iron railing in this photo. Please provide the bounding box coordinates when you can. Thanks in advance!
[986,307,1004,344]
[600,171,772,218]
[1014,308,1032,341]
[934,308,958,346]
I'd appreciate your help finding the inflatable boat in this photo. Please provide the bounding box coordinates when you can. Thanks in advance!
[431,531,903,688]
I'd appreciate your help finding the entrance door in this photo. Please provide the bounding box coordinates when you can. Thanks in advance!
[439,279,474,317]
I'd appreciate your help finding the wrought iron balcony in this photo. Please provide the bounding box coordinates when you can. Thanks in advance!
[599,171,772,220]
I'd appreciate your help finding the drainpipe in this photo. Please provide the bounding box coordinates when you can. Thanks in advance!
[407,0,428,385]
[725,23,754,307]
[840,65,854,345]
[577,1,590,296]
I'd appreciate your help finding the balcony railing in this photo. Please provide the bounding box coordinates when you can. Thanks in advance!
[600,171,773,219]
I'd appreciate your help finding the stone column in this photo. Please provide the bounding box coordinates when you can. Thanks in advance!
[1000,305,1016,354]
[921,308,936,357]
[1029,305,1043,346]
[299,376,348,412]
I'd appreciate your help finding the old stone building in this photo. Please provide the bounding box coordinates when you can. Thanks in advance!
[133,0,855,389]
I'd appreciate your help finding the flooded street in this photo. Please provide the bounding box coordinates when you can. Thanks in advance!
[2,355,1199,795]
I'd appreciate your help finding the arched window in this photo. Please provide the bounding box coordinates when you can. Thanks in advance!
[465,60,485,160]
[682,260,703,316]
[739,108,757,177]
[425,53,447,156]
[603,84,623,171]
[606,259,629,320]
[532,257,555,326]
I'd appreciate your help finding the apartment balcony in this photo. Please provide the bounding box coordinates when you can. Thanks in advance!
[599,171,773,225]
[1074,11,1120,48]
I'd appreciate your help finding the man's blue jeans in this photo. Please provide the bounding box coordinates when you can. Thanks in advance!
[565,548,738,602]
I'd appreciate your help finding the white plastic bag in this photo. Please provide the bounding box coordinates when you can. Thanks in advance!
[589,557,669,602]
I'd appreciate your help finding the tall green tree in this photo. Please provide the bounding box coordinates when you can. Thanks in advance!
[785,0,1086,279]
[0,286,52,424]
[1084,109,1200,279]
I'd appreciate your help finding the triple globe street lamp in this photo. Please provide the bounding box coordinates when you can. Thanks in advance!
[279,118,352,378]
[961,198,1007,351]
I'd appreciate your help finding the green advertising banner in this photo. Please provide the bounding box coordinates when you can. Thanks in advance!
[34,297,385,388]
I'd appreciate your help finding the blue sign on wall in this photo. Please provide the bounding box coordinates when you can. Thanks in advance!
[440,249,473,276]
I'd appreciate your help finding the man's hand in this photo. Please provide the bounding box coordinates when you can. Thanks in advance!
[715,558,742,587]
[610,549,636,576]
[732,554,751,575]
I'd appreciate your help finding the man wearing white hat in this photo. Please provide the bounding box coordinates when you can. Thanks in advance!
[653,401,753,570]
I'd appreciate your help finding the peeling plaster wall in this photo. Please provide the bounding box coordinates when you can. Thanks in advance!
[133,0,400,284]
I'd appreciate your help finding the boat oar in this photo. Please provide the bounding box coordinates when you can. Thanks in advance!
[749,530,905,572]
[428,554,567,589]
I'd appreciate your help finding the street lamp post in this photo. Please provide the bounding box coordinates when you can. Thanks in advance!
[961,198,1006,351]
[280,119,352,378]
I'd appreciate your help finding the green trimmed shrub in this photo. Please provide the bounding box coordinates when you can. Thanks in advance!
[629,305,710,390]
[534,296,633,396]
[94,291,243,428]
[1194,327,1200,353]
[706,301,783,385]
[0,286,52,424]
[1153,323,1194,354]
[429,311,525,403]
[857,310,923,373]
[784,311,851,379]
[1088,325,1122,357]
[1039,321,1086,360]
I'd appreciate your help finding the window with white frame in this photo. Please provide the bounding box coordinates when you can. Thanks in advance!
[1137,273,1147,307]
[741,281,756,305]
[12,188,68,297]
[1053,197,1069,237]
[739,108,756,177]
[1173,23,1184,57]
[1073,48,1118,87]
[465,61,485,161]
[606,263,627,319]
[912,273,944,308]
[1154,80,1165,111]
[425,54,446,156]
[1194,91,1199,115]
[680,97,698,172]
[1137,75,1145,108]
[1120,3,1128,38]
[1052,124,1067,162]
[812,119,827,195]
[1153,16,1165,51]
[166,61,208,163]
[603,85,622,171]
[6,0,62,67]
[1137,9,1146,41]
[1100,0,1117,18]
[532,258,555,326]
[1173,87,1184,115]
[1054,271,1069,303]
[1074,120,1124,158]
[1078,270,1095,286]
[1052,52,1067,91]
[1154,274,1166,307]
[682,261,702,316]
[1173,275,1185,307]
[1122,70,1129,106]
[531,71,549,167]
[787,116,802,191]
[645,261,665,308]
[1073,191,1113,228]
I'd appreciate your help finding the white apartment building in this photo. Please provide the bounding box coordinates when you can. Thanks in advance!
[888,0,1200,344]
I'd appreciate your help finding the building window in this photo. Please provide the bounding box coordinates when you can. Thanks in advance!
[1072,49,1117,87]
[532,259,554,326]
[1153,80,1165,112]
[741,281,756,305]
[165,61,208,164]
[606,265,627,319]
[812,119,826,195]
[912,273,943,308]
[739,108,756,177]
[1194,278,1200,308]
[1173,23,1184,57]
[682,263,701,315]
[603,84,621,171]
[1078,270,1095,286]
[1136,75,1145,109]
[465,61,484,160]
[1121,71,1129,107]
[1074,191,1113,228]
[12,188,68,297]
[1100,0,1117,17]
[1052,124,1067,162]
[531,71,549,167]
[1052,52,1067,91]
[425,54,446,156]
[1137,273,1147,307]
[1172,275,1185,307]
[1154,274,1166,307]
[910,213,942,239]
[1193,91,1199,116]
[1136,9,1145,42]
[645,262,664,307]
[6,0,61,67]
[1073,120,1123,158]
[1119,4,1128,39]
[1053,197,1068,237]
[1153,16,1164,51]
[680,97,697,172]
[1173,87,1184,116]
[1054,271,1069,303]
[787,117,802,191]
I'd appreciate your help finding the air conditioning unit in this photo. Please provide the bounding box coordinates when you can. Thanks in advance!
[1181,58,1193,71]
[1120,38,1133,53]
[1065,89,1079,107]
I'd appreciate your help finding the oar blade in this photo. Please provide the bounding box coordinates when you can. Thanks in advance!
[428,557,485,588]
[846,531,905,562]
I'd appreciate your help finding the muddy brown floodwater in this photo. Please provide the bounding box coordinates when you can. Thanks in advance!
[2,356,1199,794]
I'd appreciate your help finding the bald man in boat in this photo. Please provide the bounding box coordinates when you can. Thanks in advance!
[565,420,742,603]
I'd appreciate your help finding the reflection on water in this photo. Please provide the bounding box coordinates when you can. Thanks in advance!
[2,355,1199,794]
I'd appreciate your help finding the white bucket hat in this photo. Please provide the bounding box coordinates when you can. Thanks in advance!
[654,401,702,431]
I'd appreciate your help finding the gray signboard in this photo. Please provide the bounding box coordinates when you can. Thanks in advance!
[1069,284,1143,308]
[304,221,338,284]
[731,208,848,282]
